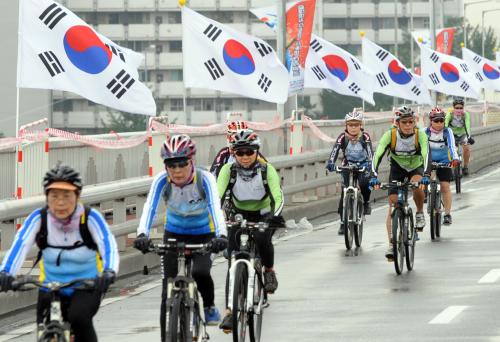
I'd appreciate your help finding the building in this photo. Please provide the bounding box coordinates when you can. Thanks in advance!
[13,0,465,133]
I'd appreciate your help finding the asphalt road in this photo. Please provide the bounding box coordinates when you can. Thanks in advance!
[1,164,500,342]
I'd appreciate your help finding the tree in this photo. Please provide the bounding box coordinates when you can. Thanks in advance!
[102,111,148,133]
[320,90,395,119]
[0,132,4,138]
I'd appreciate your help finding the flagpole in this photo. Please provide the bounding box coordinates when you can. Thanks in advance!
[277,0,288,155]
[15,87,20,199]
[430,0,438,106]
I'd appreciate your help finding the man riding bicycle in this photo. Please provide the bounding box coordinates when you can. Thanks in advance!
[133,134,228,335]
[445,98,474,176]
[425,107,460,225]
[0,164,119,342]
[217,128,284,331]
[326,109,374,235]
[210,120,267,178]
[370,106,431,260]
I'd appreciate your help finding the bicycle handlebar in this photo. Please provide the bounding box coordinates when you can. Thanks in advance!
[11,276,96,292]
[380,181,420,190]
[335,165,366,173]
[431,162,452,169]
[147,241,212,255]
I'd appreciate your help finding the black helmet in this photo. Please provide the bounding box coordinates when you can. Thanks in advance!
[43,164,83,194]
[452,97,464,107]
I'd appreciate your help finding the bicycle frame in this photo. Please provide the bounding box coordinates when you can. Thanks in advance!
[339,165,366,226]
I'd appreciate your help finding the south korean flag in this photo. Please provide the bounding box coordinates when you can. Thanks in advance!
[304,35,375,104]
[17,0,155,116]
[462,47,500,91]
[182,7,289,104]
[362,38,431,104]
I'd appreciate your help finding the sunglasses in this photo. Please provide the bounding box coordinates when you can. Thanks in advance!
[432,119,445,123]
[165,160,189,169]
[399,120,415,125]
[454,107,464,110]
[235,149,256,157]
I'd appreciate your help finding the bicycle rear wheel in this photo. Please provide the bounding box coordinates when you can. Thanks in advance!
[168,293,192,342]
[232,263,249,342]
[249,268,264,342]
[354,195,363,247]
[392,208,405,275]
[454,164,462,194]
[405,209,416,271]
[343,193,354,250]
[429,187,437,241]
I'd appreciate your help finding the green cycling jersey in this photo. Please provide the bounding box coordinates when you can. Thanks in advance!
[372,127,430,175]
[217,161,284,215]
[445,110,471,137]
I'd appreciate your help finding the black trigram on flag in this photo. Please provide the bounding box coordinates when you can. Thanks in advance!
[411,86,421,96]
[430,52,439,63]
[473,55,482,64]
[429,72,440,85]
[39,3,67,30]
[311,65,326,81]
[107,70,135,99]
[204,58,224,80]
[38,51,64,77]
[254,41,273,57]
[350,58,361,70]
[460,63,469,73]
[203,24,222,42]
[376,72,389,87]
[460,81,470,92]
[105,44,125,62]
[258,74,272,93]
[310,39,323,53]
[375,49,389,61]
[475,72,484,82]
[348,82,360,94]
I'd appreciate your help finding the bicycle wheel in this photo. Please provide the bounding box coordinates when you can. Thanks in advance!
[168,293,192,342]
[405,209,416,271]
[392,208,405,275]
[343,193,354,250]
[454,164,461,194]
[232,263,249,342]
[435,191,442,238]
[354,195,363,247]
[429,186,436,241]
[248,268,264,342]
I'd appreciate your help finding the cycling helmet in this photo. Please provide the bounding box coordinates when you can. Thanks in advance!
[394,106,415,121]
[230,129,261,150]
[43,164,83,194]
[161,134,196,161]
[227,120,249,134]
[452,97,465,107]
[345,109,364,122]
[429,107,445,120]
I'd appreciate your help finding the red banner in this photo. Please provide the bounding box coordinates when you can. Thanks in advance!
[436,27,455,55]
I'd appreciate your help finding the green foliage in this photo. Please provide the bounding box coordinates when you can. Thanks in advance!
[320,90,396,119]
[102,111,148,133]
[0,132,4,138]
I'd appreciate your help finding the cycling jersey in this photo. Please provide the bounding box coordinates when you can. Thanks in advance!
[210,147,267,178]
[445,110,471,137]
[372,127,430,175]
[424,127,459,164]
[328,131,373,166]
[137,168,227,237]
[0,204,119,293]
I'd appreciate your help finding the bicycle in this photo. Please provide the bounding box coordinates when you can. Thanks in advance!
[226,214,268,342]
[11,276,96,342]
[428,163,451,240]
[336,164,366,250]
[380,181,419,275]
[148,240,212,342]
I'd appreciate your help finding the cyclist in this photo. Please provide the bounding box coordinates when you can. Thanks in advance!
[0,164,119,342]
[425,107,460,225]
[445,98,475,176]
[217,128,284,332]
[369,106,431,260]
[326,109,374,235]
[210,120,267,178]
[133,134,228,337]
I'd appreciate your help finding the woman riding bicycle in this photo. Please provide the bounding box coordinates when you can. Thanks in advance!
[445,98,474,176]
[425,107,460,225]
[216,128,284,331]
[326,109,374,235]
[0,164,119,342]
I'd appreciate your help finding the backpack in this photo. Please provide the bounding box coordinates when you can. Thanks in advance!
[390,127,420,153]
[35,205,97,267]
[223,162,272,205]
[162,168,206,201]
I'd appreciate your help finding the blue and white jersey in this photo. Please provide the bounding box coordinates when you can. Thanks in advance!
[0,204,119,294]
[137,168,227,237]
[425,127,459,164]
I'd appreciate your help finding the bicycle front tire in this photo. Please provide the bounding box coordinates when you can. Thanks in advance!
[392,208,405,275]
[168,293,192,342]
[429,186,437,241]
[248,267,264,342]
[405,208,416,271]
[354,195,364,247]
[232,263,249,342]
[343,193,354,250]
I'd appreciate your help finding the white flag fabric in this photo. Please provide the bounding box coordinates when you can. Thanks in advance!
[463,47,500,91]
[182,7,289,104]
[17,0,156,116]
[304,35,375,105]
[420,46,481,99]
[497,51,500,67]
[362,38,431,104]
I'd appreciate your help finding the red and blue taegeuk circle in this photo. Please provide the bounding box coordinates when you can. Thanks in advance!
[440,62,460,83]
[387,60,412,85]
[322,55,349,81]
[63,25,112,74]
[222,39,255,75]
[482,63,500,80]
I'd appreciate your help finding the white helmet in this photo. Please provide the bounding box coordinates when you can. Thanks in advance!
[345,109,364,122]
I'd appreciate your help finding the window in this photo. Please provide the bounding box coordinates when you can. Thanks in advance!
[108,13,119,24]
[217,99,233,111]
[423,18,430,29]
[323,18,347,29]
[127,13,146,24]
[168,41,182,52]
[53,100,73,112]
[166,70,183,82]
[170,99,184,111]
[202,99,214,111]
[189,99,215,111]
[167,12,181,24]
[379,18,395,29]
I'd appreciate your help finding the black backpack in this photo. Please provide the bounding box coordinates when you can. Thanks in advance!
[222,162,272,205]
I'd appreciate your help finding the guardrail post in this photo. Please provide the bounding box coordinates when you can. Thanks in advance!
[0,220,16,251]
[315,162,327,198]
[291,165,308,203]
[113,198,127,252]
[133,195,147,239]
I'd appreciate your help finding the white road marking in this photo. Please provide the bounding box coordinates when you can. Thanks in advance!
[429,306,468,324]
[478,269,500,284]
